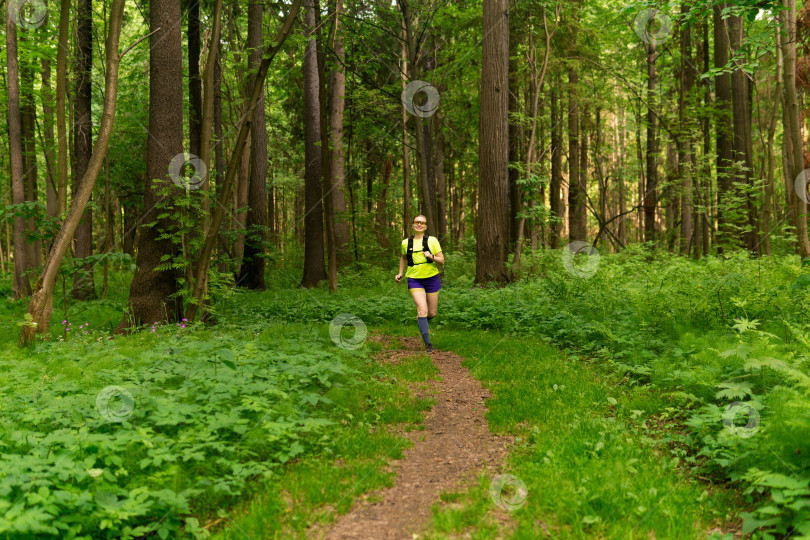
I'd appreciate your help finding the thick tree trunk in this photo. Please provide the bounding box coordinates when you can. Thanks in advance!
[300,0,327,287]
[72,0,95,300]
[729,13,757,252]
[238,0,268,290]
[6,9,31,298]
[475,0,510,283]
[314,0,337,292]
[123,0,185,328]
[781,0,810,258]
[714,4,734,250]
[21,0,126,345]
[56,0,69,215]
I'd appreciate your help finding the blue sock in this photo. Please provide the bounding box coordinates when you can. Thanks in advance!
[417,317,430,346]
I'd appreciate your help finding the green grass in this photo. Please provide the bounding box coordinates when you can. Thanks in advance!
[209,340,436,539]
[420,329,741,539]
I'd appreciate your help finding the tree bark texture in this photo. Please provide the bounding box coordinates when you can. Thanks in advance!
[475,0,510,283]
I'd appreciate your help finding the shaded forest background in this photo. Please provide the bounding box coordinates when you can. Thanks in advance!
[2,0,810,342]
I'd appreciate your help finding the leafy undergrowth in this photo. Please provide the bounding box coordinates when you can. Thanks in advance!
[254,247,810,538]
[211,347,438,539]
[0,277,433,540]
[420,329,742,539]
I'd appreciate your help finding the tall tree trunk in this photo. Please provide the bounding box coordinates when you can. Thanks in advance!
[20,57,40,270]
[679,9,694,256]
[644,41,659,244]
[56,0,69,215]
[475,0,510,283]
[123,0,185,328]
[314,0,337,292]
[714,3,734,250]
[400,20,411,239]
[6,7,31,298]
[331,0,349,263]
[185,0,303,321]
[188,0,202,158]
[72,0,95,300]
[22,0,126,345]
[549,79,562,248]
[42,58,58,222]
[238,0,268,290]
[568,69,586,241]
[434,111,448,243]
[729,13,757,253]
[761,26,782,255]
[781,0,810,258]
[507,11,520,248]
[300,0,327,287]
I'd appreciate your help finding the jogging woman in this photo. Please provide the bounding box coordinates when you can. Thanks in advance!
[395,215,444,352]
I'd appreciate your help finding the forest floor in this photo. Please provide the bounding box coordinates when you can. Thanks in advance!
[315,335,511,539]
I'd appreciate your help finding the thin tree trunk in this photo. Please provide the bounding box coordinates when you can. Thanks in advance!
[20,57,40,270]
[22,0,126,344]
[644,40,658,244]
[6,7,31,297]
[679,8,694,256]
[568,69,585,241]
[549,79,562,249]
[56,0,69,215]
[42,59,57,222]
[331,0,349,263]
[400,20,411,238]
[72,0,95,300]
[188,0,202,158]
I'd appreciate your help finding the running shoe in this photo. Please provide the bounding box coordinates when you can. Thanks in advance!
[425,344,436,353]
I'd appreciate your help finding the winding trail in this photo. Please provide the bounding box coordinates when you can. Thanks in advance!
[319,336,511,539]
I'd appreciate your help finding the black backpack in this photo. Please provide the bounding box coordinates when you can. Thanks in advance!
[406,236,433,267]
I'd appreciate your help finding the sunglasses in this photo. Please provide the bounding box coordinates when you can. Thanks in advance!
[413,221,427,225]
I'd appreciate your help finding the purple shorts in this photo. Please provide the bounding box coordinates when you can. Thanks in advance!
[407,274,442,293]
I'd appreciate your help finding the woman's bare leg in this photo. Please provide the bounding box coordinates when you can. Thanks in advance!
[426,292,439,319]
[409,288,428,317]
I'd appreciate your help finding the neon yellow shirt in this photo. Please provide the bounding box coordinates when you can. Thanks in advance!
[401,236,442,278]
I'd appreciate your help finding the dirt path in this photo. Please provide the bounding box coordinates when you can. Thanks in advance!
[318,336,511,539]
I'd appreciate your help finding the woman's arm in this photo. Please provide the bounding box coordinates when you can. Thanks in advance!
[428,252,444,264]
[395,254,407,281]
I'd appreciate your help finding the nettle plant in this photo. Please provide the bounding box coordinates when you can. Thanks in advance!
[686,314,810,538]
